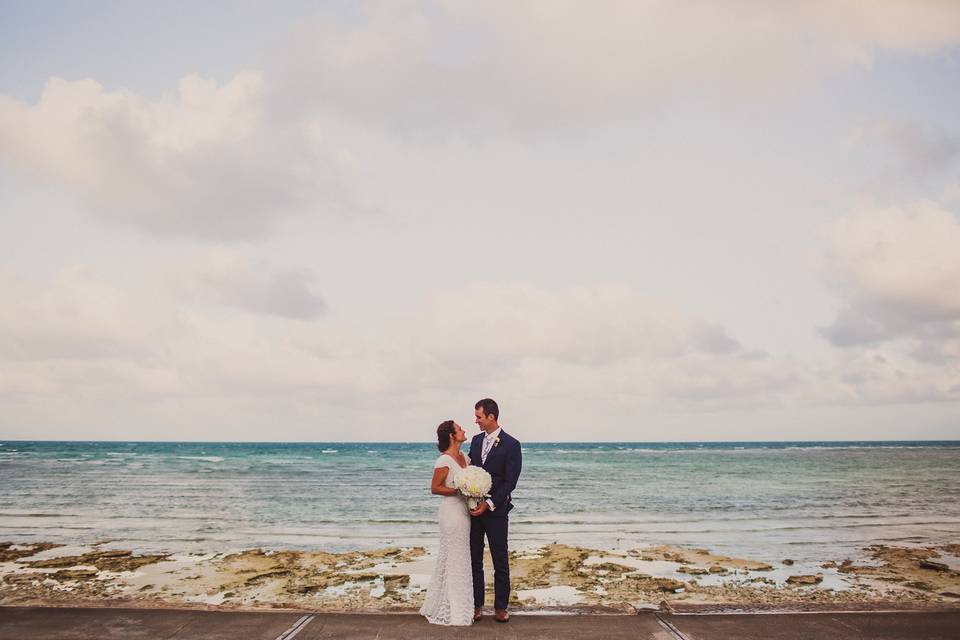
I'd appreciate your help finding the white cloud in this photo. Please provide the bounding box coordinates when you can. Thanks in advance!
[819,201,960,399]
[0,73,351,240]
[0,263,953,439]
[271,1,960,130]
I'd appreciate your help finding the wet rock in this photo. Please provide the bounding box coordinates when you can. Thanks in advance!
[677,566,708,575]
[786,574,823,586]
[919,560,949,572]
[591,562,633,575]
[383,575,409,589]
[0,542,63,563]
[904,581,934,591]
[821,561,838,569]
[782,559,795,566]
[837,560,858,573]
[708,566,728,574]
[623,573,686,592]
[3,573,40,584]
[50,568,99,581]
[244,569,291,585]
[940,591,960,598]
[24,550,169,572]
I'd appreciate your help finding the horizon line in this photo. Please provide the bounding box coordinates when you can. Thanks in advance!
[1,438,957,444]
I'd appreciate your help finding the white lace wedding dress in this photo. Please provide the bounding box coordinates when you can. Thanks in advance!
[419,453,474,626]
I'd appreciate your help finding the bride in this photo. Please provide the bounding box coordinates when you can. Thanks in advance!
[419,420,474,626]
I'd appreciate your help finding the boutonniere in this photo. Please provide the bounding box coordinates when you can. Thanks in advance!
[493,437,501,448]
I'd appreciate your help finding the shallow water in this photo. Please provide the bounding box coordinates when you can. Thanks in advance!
[1,440,958,564]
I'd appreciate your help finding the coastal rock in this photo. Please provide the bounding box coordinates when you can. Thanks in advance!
[24,550,169,573]
[5,540,958,611]
[782,559,794,566]
[0,542,63,563]
[919,560,949,572]
[630,545,774,572]
[244,570,291,585]
[591,562,634,576]
[626,575,686,593]
[785,574,823,586]
[677,566,708,575]
[51,569,99,581]
[904,581,934,591]
[3,573,40,585]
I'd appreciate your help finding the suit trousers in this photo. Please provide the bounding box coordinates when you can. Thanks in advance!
[470,514,509,610]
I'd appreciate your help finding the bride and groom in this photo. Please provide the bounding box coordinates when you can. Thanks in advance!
[419,398,523,626]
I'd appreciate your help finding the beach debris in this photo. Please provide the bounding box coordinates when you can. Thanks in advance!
[919,560,949,572]
[786,574,823,586]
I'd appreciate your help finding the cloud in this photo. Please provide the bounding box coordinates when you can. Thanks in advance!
[856,119,960,176]
[0,260,344,399]
[0,73,352,240]
[270,1,960,131]
[185,251,327,319]
[0,266,170,363]
[392,283,799,409]
[1,264,952,439]
[820,200,960,364]
[0,268,790,408]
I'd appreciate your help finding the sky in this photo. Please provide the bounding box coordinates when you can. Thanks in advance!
[1,1,959,442]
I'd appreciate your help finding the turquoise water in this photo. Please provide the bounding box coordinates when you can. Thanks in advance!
[1,441,958,564]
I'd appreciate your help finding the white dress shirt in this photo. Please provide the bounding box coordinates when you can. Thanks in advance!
[481,427,502,511]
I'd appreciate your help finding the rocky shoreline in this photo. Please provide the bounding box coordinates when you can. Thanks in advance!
[2,540,958,612]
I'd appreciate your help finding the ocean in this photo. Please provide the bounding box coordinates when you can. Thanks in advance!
[2,441,958,565]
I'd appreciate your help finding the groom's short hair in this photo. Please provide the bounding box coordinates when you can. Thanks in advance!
[475,398,499,420]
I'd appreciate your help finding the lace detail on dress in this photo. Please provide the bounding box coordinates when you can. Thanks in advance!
[419,455,474,626]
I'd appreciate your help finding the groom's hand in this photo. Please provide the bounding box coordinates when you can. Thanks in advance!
[470,502,489,516]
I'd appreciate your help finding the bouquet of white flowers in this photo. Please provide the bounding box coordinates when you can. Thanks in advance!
[453,466,492,510]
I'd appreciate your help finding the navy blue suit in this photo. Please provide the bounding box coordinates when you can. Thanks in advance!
[468,429,522,610]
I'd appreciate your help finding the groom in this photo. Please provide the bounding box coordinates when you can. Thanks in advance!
[468,398,522,623]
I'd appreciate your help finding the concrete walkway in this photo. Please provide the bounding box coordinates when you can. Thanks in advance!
[1,607,959,639]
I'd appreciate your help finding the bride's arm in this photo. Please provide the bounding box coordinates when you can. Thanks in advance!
[430,467,458,496]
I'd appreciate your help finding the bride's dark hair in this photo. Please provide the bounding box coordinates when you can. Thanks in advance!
[436,420,455,452]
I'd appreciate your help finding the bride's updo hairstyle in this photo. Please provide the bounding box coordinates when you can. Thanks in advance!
[436,420,455,452]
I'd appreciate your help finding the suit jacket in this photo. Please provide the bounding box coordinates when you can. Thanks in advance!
[469,429,522,517]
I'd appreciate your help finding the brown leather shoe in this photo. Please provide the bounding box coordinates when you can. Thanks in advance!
[495,609,509,623]
[473,607,482,622]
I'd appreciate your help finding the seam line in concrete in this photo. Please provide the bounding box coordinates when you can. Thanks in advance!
[275,614,316,640]
[655,613,691,640]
